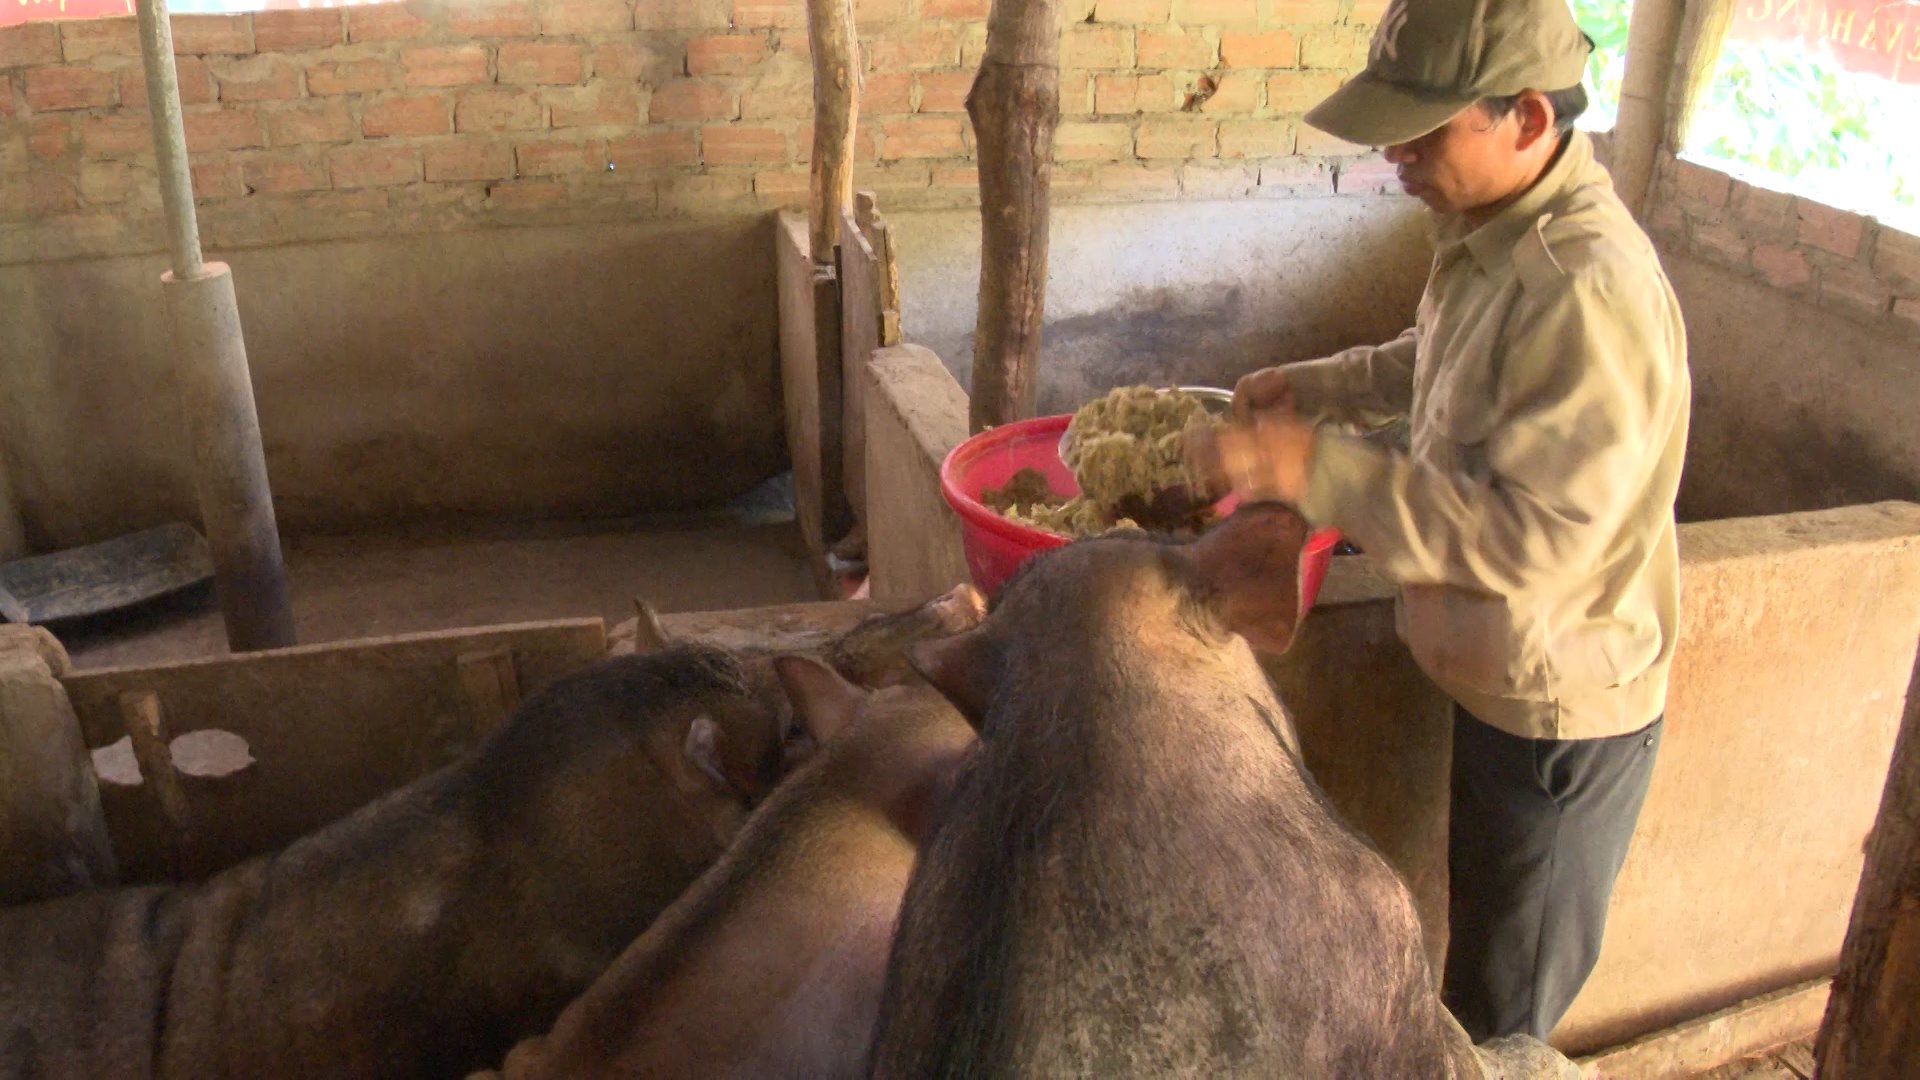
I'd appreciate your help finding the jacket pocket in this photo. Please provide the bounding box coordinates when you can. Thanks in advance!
[1400,584,1550,698]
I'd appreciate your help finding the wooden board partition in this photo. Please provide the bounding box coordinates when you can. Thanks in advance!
[61,618,606,883]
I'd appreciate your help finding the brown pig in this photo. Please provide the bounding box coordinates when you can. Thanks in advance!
[486,658,975,1080]
[0,644,793,1079]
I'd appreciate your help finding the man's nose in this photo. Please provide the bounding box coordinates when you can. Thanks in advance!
[1383,142,1414,164]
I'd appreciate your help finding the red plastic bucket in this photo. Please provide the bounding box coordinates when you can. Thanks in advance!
[938,414,1341,606]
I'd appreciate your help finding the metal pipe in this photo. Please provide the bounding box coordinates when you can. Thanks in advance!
[135,0,203,279]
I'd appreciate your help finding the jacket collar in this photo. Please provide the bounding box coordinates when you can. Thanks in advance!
[1432,129,1599,272]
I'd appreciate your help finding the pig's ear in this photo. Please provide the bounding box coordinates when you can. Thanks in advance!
[682,714,731,790]
[933,583,989,633]
[908,629,997,730]
[632,597,672,652]
[774,655,866,744]
[1183,503,1312,655]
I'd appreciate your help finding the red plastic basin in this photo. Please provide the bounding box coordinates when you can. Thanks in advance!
[939,414,1341,606]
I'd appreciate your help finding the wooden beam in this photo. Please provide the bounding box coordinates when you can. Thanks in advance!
[1815,646,1920,1076]
[807,0,861,265]
[966,0,1062,433]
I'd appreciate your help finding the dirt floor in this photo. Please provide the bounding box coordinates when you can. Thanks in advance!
[56,519,821,670]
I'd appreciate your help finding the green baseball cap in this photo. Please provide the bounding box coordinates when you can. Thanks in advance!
[1305,0,1593,147]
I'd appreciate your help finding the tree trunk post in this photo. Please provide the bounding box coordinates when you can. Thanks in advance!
[807,0,861,266]
[966,0,1062,433]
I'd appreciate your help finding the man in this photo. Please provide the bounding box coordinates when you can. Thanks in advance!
[1191,0,1692,1045]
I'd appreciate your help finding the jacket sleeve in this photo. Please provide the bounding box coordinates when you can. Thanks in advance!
[1282,327,1419,431]
[1296,270,1677,594]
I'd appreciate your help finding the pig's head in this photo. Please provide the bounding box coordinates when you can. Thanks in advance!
[773,654,977,844]
[907,503,1313,728]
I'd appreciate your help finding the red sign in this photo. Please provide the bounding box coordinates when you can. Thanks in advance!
[1,0,369,30]
[1730,0,1920,84]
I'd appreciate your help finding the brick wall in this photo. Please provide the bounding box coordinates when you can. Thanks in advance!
[0,0,1386,264]
[1645,151,1920,340]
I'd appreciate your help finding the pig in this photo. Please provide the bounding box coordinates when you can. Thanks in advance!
[868,504,1495,1078]
[485,657,975,1080]
[0,643,794,1080]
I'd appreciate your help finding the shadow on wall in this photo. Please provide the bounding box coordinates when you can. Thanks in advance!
[890,198,1434,413]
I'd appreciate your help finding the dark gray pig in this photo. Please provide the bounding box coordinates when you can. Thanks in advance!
[485,658,975,1079]
[869,504,1491,1078]
[0,644,791,1080]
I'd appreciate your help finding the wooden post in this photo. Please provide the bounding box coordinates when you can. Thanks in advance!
[1814,646,1920,1076]
[807,0,861,265]
[1608,0,1685,216]
[1664,0,1735,151]
[967,0,1063,433]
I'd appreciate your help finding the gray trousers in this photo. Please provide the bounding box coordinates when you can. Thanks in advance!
[1442,706,1662,1043]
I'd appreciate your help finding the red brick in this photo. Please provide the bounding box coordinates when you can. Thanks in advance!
[794,121,877,162]
[592,42,661,80]
[1173,0,1258,24]
[922,0,989,15]
[184,107,265,151]
[0,87,13,123]
[1349,0,1391,17]
[687,34,769,75]
[1254,158,1331,196]
[546,83,641,126]
[403,46,491,88]
[869,26,962,70]
[307,59,395,96]
[917,70,974,113]
[702,123,786,164]
[1796,198,1865,258]
[541,0,634,34]
[732,0,806,28]
[1295,125,1364,156]
[1301,29,1367,69]
[264,101,356,145]
[1135,117,1214,158]
[1751,243,1811,289]
[330,143,421,187]
[753,167,810,204]
[500,43,585,85]
[1063,26,1132,68]
[456,89,545,132]
[210,57,304,102]
[191,158,246,199]
[1218,118,1292,158]
[1181,162,1256,198]
[931,163,978,190]
[486,179,569,209]
[514,137,605,175]
[1054,121,1132,161]
[1872,228,1920,290]
[634,0,732,28]
[1671,159,1730,208]
[363,95,452,137]
[1136,28,1215,69]
[878,116,964,159]
[1732,180,1795,236]
[172,15,253,56]
[864,71,913,113]
[1690,220,1749,264]
[25,66,116,111]
[1222,31,1297,68]
[79,115,147,158]
[80,154,140,201]
[1092,0,1170,21]
[34,115,77,158]
[252,10,344,51]
[120,57,215,109]
[649,78,736,120]
[1095,73,1175,113]
[608,128,700,168]
[658,170,753,210]
[741,83,812,119]
[854,0,910,25]
[1269,0,1340,21]
[1894,296,1920,331]
[0,24,62,69]
[1818,262,1891,317]
[451,1,539,37]
[241,151,331,193]
[12,171,81,213]
[1093,161,1180,198]
[422,137,515,181]
[348,5,431,43]
[1335,157,1399,194]
[1197,71,1260,113]
[58,18,139,62]
[1266,70,1341,112]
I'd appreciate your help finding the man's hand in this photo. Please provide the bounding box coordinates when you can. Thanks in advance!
[1233,366,1297,424]
[1186,412,1318,506]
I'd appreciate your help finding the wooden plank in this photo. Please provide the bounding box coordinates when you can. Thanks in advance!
[1580,979,1829,1079]
[855,191,904,347]
[455,648,521,740]
[778,211,833,588]
[840,206,883,526]
[65,618,606,883]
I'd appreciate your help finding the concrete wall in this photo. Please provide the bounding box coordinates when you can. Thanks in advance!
[891,195,1431,412]
[863,343,970,604]
[860,351,1920,1055]
[1639,156,1920,521]
[0,218,783,550]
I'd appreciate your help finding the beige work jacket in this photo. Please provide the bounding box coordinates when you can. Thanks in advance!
[1289,131,1691,740]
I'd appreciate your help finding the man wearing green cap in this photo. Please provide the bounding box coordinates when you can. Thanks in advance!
[1193,0,1692,1046]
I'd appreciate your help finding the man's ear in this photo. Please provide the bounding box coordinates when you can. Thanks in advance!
[1513,89,1556,150]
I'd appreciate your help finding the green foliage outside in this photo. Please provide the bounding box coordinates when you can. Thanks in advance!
[1564,0,1918,235]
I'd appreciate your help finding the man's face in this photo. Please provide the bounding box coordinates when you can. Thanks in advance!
[1382,103,1531,217]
